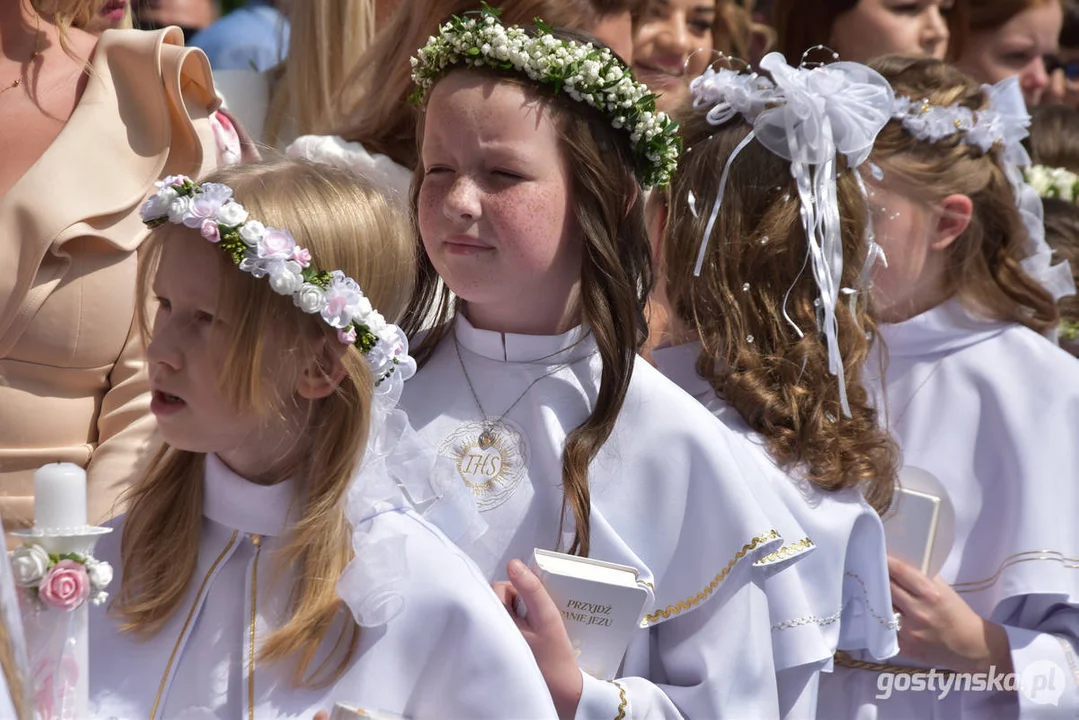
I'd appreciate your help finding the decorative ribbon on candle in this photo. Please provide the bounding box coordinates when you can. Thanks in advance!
[687,52,895,417]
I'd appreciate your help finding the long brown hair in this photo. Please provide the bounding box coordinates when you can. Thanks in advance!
[870,55,1058,334]
[115,159,416,686]
[659,101,898,514]
[335,0,644,170]
[404,56,652,557]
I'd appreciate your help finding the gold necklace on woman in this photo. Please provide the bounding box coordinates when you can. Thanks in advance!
[1,14,42,98]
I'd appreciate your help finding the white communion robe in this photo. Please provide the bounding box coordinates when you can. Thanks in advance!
[286,135,412,206]
[818,299,1079,719]
[651,341,899,719]
[399,316,816,719]
[89,452,558,719]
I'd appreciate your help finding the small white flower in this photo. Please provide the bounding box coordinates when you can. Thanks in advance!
[86,560,113,591]
[239,220,268,246]
[268,260,304,296]
[89,590,108,607]
[140,187,178,220]
[168,196,193,224]
[11,544,50,587]
[215,201,249,227]
[293,283,327,314]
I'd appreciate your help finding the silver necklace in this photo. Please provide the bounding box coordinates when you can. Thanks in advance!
[453,334,592,448]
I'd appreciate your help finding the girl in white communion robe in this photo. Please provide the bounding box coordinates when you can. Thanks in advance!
[818,57,1079,719]
[88,159,557,720]
[397,13,815,720]
[647,54,902,719]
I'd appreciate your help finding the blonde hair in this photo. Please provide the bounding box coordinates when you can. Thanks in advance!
[336,0,644,170]
[660,98,898,514]
[265,0,377,147]
[869,55,1058,334]
[31,0,105,36]
[116,159,416,686]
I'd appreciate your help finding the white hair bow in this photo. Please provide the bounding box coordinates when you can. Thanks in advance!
[689,52,895,417]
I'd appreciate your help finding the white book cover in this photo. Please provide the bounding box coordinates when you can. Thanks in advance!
[520,548,651,681]
[883,466,956,577]
[329,702,408,720]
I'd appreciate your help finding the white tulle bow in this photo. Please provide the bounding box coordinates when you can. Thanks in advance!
[689,52,895,416]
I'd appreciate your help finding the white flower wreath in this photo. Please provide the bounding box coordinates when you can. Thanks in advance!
[409,5,680,188]
[1025,164,1079,204]
[140,176,416,395]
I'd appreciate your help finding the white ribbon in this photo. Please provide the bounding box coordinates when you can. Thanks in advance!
[689,53,894,417]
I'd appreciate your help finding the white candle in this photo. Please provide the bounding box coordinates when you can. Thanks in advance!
[33,463,87,531]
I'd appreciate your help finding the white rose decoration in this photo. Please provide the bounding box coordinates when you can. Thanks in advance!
[239,220,268,247]
[268,261,304,296]
[139,187,177,220]
[11,544,51,587]
[293,283,327,314]
[167,196,193,224]
[87,560,114,591]
[216,201,249,227]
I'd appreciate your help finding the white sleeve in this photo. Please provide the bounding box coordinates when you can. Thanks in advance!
[575,574,779,719]
[1003,597,1079,714]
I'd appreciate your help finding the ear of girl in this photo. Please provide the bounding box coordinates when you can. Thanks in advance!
[649,54,902,719]
[87,159,558,719]
[818,55,1079,719]
[401,12,814,719]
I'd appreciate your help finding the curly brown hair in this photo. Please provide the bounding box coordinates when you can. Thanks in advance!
[869,55,1058,334]
[658,99,898,515]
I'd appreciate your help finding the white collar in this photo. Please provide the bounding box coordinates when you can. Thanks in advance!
[202,454,297,537]
[878,298,1009,357]
[454,313,595,364]
[648,341,713,399]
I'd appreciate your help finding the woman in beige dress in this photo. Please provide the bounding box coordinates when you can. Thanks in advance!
[0,0,219,533]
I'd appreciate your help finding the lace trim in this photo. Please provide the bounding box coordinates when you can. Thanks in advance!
[755,537,814,566]
[642,529,778,625]
[951,550,1079,595]
[772,608,842,631]
[845,571,900,630]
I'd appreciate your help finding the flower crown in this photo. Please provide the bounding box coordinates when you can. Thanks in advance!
[889,77,1076,305]
[1025,164,1079,204]
[139,176,416,395]
[409,6,680,188]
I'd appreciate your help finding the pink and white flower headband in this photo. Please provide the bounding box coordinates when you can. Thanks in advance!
[140,176,416,395]
[891,77,1076,305]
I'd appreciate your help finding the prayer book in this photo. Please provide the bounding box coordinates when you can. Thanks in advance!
[883,467,955,577]
[516,548,650,680]
[329,703,407,720]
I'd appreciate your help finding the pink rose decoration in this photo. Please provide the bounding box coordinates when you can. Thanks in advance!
[201,219,220,242]
[338,326,357,344]
[291,247,312,267]
[38,560,90,611]
[258,228,297,259]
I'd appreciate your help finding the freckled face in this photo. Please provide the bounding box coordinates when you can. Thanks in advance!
[418,72,582,330]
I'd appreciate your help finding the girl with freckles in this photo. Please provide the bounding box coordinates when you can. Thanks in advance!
[399,11,810,719]
[86,159,557,719]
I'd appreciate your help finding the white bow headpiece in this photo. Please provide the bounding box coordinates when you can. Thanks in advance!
[689,52,895,417]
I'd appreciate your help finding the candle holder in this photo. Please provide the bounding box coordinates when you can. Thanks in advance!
[9,464,112,720]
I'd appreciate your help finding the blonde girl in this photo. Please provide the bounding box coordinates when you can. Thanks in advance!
[88,159,557,719]
[818,57,1079,718]
[648,54,902,718]
[399,11,810,719]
